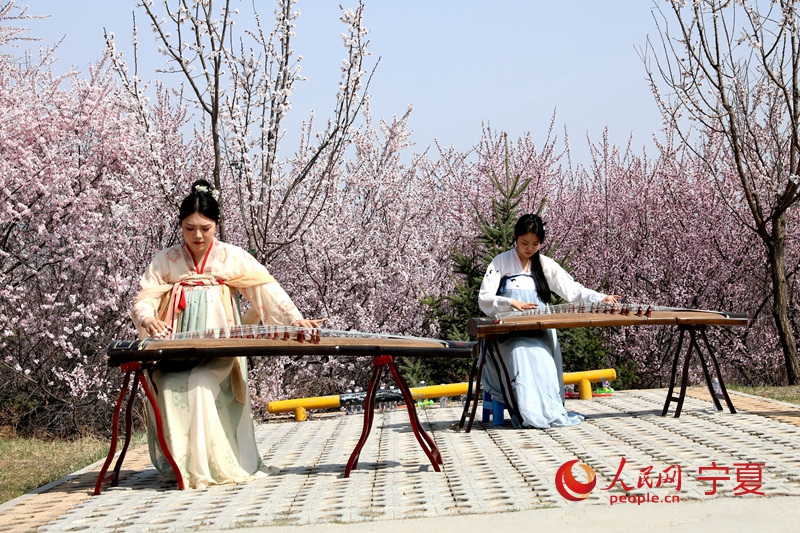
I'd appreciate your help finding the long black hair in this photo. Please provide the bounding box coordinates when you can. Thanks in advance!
[514,214,551,304]
[179,179,220,224]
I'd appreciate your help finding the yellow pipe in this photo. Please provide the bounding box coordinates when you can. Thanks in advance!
[563,368,617,385]
[269,394,341,413]
[410,382,468,400]
[267,368,618,419]
[578,379,592,400]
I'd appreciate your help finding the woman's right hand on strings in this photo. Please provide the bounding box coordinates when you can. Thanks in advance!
[292,318,325,329]
[510,299,538,311]
[141,317,171,338]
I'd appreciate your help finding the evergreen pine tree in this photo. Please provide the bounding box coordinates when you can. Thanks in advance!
[419,134,532,382]
[418,133,614,387]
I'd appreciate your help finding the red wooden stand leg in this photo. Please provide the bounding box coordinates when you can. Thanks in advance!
[95,371,131,495]
[345,354,443,477]
[387,360,441,468]
[345,362,384,477]
[138,369,185,489]
[111,373,140,486]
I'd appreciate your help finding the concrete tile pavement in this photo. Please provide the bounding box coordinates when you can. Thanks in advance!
[2,388,800,532]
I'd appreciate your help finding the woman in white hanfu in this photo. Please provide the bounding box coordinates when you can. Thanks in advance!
[132,179,321,489]
[478,214,620,429]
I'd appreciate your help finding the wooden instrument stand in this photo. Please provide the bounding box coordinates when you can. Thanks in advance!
[345,355,441,477]
[94,334,473,493]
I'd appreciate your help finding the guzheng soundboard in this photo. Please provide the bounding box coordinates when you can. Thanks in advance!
[467,303,748,336]
[107,325,476,365]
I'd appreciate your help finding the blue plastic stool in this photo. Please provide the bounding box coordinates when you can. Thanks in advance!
[481,390,507,426]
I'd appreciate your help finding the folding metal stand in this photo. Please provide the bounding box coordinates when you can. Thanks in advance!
[661,324,736,417]
[459,337,521,432]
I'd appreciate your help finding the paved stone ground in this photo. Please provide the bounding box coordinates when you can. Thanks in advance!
[3,388,800,532]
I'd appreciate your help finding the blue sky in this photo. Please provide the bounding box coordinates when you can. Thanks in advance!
[21,1,664,167]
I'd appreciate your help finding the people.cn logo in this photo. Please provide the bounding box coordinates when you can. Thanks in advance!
[555,460,597,501]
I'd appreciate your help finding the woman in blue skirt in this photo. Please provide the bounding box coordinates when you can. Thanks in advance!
[478,214,619,428]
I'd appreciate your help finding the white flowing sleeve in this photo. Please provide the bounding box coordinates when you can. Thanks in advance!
[131,257,166,326]
[541,255,606,304]
[478,255,515,316]
[241,283,304,326]
[235,248,304,326]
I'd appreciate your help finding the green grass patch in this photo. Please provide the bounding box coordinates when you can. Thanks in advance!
[0,432,146,505]
[727,385,800,406]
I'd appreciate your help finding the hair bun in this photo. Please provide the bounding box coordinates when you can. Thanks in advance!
[190,179,220,201]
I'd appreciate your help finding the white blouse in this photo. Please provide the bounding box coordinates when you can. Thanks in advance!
[478,249,606,316]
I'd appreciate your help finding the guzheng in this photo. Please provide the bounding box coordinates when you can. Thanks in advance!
[106,325,475,364]
[96,325,477,494]
[467,303,748,336]
[460,302,748,433]
[108,325,476,366]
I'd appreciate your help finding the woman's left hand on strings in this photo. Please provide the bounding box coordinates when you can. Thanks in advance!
[292,318,325,329]
[602,294,622,304]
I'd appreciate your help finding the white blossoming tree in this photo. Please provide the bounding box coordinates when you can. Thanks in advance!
[644,0,800,384]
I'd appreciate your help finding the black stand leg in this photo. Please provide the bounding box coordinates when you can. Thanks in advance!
[459,354,479,428]
[700,329,737,414]
[465,340,488,433]
[488,340,522,423]
[661,328,686,416]
[694,331,723,411]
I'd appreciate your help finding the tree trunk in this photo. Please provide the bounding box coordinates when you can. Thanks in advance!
[766,211,800,385]
[211,105,226,242]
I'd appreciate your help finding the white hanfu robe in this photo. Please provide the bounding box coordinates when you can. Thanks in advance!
[478,249,607,429]
[132,239,303,488]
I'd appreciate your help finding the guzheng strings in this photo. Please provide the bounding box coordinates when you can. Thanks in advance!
[493,302,698,320]
[154,324,433,343]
